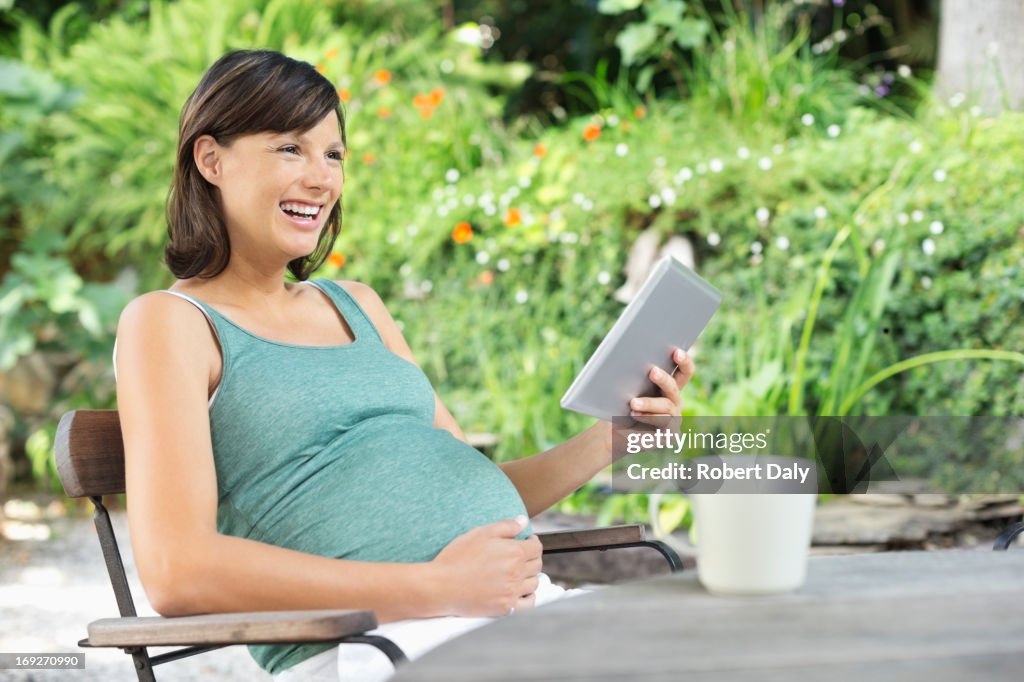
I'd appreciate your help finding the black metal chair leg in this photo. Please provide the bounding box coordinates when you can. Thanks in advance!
[994,521,1024,550]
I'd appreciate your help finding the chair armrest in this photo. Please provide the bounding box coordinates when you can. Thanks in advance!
[86,609,377,647]
[536,524,646,552]
[537,524,684,572]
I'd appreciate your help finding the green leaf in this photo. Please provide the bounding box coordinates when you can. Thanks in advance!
[615,23,659,66]
[646,0,686,27]
[671,18,709,48]
[598,0,644,15]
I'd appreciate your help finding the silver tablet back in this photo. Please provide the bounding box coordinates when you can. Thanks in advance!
[560,255,722,422]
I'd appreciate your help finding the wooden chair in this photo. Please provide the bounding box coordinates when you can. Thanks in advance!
[54,409,682,681]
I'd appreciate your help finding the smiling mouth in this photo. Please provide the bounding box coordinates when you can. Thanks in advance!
[279,203,323,225]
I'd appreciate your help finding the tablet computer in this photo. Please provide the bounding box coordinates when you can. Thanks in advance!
[560,255,722,422]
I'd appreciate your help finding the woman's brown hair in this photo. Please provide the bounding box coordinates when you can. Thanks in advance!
[164,49,345,281]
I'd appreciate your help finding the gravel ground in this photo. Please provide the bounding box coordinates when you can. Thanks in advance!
[1,500,273,682]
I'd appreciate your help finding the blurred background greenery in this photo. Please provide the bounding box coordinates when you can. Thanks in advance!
[0,0,1021,531]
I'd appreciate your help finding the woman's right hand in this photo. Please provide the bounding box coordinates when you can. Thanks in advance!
[428,515,542,618]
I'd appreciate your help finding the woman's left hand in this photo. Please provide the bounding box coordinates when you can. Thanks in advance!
[628,347,695,425]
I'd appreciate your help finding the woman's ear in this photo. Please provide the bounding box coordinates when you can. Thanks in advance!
[193,135,222,185]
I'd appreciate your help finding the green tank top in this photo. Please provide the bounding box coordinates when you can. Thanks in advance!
[158,278,530,675]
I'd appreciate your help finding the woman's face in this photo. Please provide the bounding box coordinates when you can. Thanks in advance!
[209,110,344,265]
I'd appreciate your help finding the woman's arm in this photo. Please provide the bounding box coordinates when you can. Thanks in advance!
[502,349,694,517]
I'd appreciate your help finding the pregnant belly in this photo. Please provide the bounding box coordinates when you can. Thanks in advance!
[245,419,530,563]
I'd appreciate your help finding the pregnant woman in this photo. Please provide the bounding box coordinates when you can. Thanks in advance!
[112,49,694,681]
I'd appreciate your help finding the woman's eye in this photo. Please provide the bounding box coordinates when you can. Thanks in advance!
[280,145,300,154]
[327,151,343,161]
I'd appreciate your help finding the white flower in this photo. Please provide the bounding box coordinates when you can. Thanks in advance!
[970,105,982,117]
[563,232,579,244]
[909,140,923,154]
[607,114,620,127]
[921,238,936,255]
[737,146,750,159]
[921,275,932,289]
[387,232,399,244]
[648,194,662,209]
[655,156,666,167]
[581,200,594,212]
[949,92,965,108]
[497,258,510,272]
[445,168,460,183]
[518,176,531,188]
[751,241,763,255]
[463,194,475,206]
[707,232,721,246]
[709,158,724,173]
[756,207,771,224]
[758,157,773,171]
[440,59,454,74]
[508,186,521,199]
[597,271,611,285]
[898,64,912,78]
[432,188,445,201]
[446,198,459,210]
[399,263,413,276]
[484,205,496,216]
[436,206,449,217]
[523,253,535,264]
[872,239,886,255]
[775,236,790,251]
[515,289,529,304]
[421,279,433,292]
[773,144,784,155]
[930,220,944,235]
[801,113,815,126]
[475,251,490,265]
[550,209,563,221]
[827,124,841,138]
[897,213,909,225]
[678,167,693,181]
[616,143,629,157]
[660,187,677,205]
[933,169,947,182]
[572,192,585,205]
[911,210,924,223]
[407,224,419,236]
[814,206,828,220]
[445,185,457,196]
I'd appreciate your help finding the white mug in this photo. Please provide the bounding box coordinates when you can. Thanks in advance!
[689,455,817,595]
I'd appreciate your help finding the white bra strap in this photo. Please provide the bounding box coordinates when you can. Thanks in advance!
[113,291,223,408]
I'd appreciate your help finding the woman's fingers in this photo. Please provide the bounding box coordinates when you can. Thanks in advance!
[514,591,537,612]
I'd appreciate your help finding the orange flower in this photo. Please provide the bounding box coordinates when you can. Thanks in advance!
[452,221,474,243]
[337,88,352,103]
[328,252,346,268]
[503,208,522,227]
[429,87,445,106]
[418,108,435,120]
[582,123,601,142]
[633,105,647,120]
[377,106,392,119]
[533,143,547,158]
[479,270,494,286]
[325,47,339,60]
[373,69,392,85]
[316,63,326,74]
[412,93,432,108]
[361,153,377,165]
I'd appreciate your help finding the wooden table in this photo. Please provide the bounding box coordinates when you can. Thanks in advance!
[393,549,1024,681]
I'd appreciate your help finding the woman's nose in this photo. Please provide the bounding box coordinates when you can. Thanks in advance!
[304,158,338,191]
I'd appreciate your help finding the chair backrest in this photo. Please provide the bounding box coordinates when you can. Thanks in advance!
[54,409,125,498]
[53,409,141,618]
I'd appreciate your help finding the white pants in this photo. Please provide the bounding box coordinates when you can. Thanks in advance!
[272,573,590,682]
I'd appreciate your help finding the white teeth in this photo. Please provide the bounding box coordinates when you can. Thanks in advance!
[280,202,320,216]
